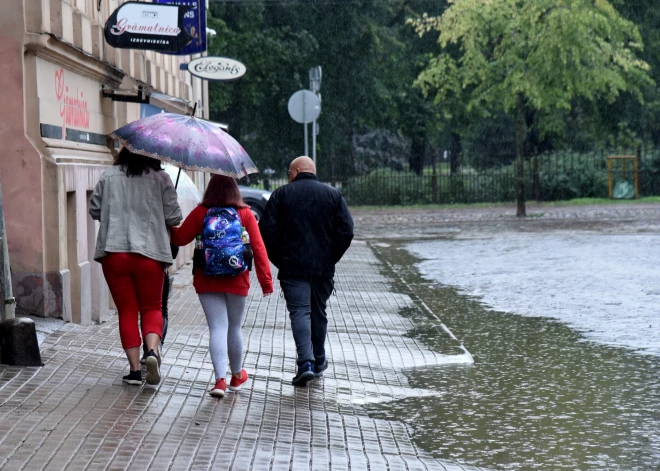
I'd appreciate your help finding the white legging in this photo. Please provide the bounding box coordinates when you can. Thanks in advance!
[198,292,247,380]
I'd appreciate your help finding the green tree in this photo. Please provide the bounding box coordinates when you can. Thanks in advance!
[411,0,653,216]
[206,5,318,174]
[206,0,450,179]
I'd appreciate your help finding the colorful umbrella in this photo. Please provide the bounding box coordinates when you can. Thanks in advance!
[108,112,258,179]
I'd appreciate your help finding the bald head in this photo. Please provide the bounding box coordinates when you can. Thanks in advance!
[289,156,316,182]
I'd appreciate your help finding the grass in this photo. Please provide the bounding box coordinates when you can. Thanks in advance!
[539,196,660,206]
[349,196,660,212]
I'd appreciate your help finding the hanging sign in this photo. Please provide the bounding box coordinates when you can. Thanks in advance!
[155,0,207,55]
[186,57,247,81]
[104,2,192,52]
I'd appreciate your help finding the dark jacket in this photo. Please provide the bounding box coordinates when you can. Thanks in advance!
[259,173,354,279]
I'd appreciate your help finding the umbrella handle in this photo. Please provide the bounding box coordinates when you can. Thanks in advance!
[175,168,182,189]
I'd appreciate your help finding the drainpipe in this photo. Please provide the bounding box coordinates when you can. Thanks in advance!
[0,175,14,320]
[0,173,40,367]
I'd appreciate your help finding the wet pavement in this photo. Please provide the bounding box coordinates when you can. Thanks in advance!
[2,201,659,470]
[0,241,481,471]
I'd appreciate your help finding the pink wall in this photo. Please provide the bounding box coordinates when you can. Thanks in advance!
[0,3,47,314]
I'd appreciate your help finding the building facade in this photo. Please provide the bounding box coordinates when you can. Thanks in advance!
[0,0,208,324]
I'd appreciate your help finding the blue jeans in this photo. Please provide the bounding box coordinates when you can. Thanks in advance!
[280,277,334,367]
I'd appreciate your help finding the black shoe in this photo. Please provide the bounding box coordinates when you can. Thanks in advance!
[314,360,328,377]
[140,349,148,365]
[145,349,161,385]
[123,370,142,386]
[292,361,315,387]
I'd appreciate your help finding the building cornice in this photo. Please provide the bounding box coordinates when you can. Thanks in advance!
[24,32,125,88]
[43,138,115,167]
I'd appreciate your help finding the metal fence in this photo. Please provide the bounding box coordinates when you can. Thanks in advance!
[242,148,660,206]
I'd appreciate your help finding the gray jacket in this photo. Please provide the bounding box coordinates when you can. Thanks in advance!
[89,165,183,265]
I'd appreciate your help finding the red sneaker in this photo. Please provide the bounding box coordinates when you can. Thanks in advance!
[228,370,249,391]
[209,378,226,398]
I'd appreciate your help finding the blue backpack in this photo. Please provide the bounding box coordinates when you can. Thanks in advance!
[199,207,247,276]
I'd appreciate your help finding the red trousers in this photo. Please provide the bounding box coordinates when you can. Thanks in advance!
[102,253,164,350]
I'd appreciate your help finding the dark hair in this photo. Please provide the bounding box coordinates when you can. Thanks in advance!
[114,147,163,177]
[201,174,248,209]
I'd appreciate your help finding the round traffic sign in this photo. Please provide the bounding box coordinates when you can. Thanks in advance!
[287,90,321,124]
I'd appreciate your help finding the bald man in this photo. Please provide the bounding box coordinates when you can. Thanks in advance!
[260,157,354,386]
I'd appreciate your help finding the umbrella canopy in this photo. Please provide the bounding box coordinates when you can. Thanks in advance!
[109,113,258,178]
[163,164,202,205]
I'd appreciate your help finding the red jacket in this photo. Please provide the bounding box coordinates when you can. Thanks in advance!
[170,205,273,296]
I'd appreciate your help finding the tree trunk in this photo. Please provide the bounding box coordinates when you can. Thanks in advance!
[409,130,426,175]
[330,142,336,187]
[533,146,540,202]
[515,94,527,217]
[231,83,243,143]
[431,149,438,204]
[449,131,461,175]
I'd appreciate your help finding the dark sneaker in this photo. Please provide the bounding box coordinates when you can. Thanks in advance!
[145,349,161,385]
[292,362,315,387]
[314,360,328,377]
[141,344,164,364]
[122,370,142,386]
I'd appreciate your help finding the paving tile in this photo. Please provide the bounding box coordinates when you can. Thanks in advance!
[0,242,486,471]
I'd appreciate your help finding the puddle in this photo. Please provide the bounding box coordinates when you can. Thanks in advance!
[366,242,660,471]
[407,233,660,355]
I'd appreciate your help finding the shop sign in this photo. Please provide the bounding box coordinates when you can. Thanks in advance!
[104,2,192,52]
[155,0,206,55]
[36,59,108,145]
[186,57,247,81]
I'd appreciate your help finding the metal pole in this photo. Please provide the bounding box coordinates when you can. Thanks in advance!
[607,157,613,198]
[636,146,641,199]
[304,123,308,157]
[0,176,15,320]
[303,92,308,156]
[312,120,316,167]
[175,168,182,189]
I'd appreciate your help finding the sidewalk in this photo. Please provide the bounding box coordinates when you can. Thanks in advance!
[352,202,660,239]
[0,241,482,471]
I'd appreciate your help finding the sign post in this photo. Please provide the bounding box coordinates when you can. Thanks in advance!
[309,66,322,167]
[287,90,321,159]
[304,96,308,156]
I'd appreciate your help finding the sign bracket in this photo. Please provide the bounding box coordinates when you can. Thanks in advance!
[101,85,151,104]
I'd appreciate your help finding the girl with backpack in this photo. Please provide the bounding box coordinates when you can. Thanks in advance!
[170,175,273,398]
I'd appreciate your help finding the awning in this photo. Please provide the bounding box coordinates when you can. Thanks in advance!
[102,86,193,115]
[150,93,192,115]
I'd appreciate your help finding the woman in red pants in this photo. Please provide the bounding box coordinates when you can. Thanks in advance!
[89,148,182,386]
